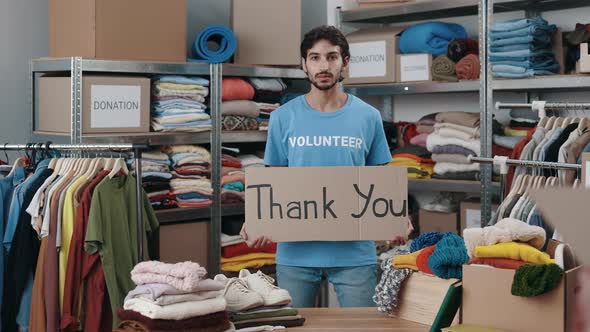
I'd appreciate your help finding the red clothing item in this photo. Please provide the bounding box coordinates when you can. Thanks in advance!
[492,144,512,157]
[416,245,436,275]
[507,130,534,193]
[222,161,242,168]
[61,170,109,332]
[222,78,255,101]
[149,194,177,203]
[469,257,527,270]
[222,242,277,259]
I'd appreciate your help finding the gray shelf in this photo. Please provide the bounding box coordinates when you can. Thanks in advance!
[222,131,268,143]
[222,64,306,79]
[75,131,212,146]
[409,178,499,193]
[157,204,245,224]
[341,0,589,24]
[345,80,479,95]
[493,75,590,92]
[31,58,210,76]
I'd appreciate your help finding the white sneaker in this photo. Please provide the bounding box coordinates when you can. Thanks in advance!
[214,274,264,312]
[239,270,292,306]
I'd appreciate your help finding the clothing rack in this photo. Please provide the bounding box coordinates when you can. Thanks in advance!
[468,156,581,202]
[496,101,590,118]
[0,143,149,260]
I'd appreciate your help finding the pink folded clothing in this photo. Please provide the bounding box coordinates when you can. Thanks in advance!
[409,133,429,148]
[131,261,208,292]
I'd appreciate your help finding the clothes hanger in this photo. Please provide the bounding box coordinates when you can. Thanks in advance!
[552,117,564,130]
[562,117,573,128]
[107,157,129,179]
[578,117,590,131]
[538,116,549,129]
[104,150,115,171]
[517,174,531,195]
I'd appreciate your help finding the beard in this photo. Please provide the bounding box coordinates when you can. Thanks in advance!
[307,71,340,91]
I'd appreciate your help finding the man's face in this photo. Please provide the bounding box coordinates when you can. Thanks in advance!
[302,39,349,91]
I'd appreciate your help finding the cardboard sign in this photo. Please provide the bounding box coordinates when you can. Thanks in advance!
[531,188,590,265]
[245,166,408,242]
[91,85,142,128]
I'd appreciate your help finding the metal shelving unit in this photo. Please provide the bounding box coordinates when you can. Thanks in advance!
[156,204,245,224]
[338,0,590,224]
[222,131,268,143]
[409,178,499,193]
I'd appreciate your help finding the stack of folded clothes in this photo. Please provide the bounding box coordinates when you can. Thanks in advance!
[427,112,481,180]
[151,75,212,132]
[256,102,280,131]
[493,109,538,157]
[240,154,265,169]
[388,145,434,179]
[248,78,287,104]
[222,78,260,131]
[137,150,176,210]
[164,145,213,209]
[221,241,277,276]
[491,18,560,78]
[222,153,245,205]
[117,261,231,332]
[410,113,438,149]
[215,270,305,330]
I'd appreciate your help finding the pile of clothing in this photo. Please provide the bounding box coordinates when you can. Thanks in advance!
[426,111,481,181]
[163,145,212,209]
[215,270,305,330]
[116,261,232,332]
[222,78,260,131]
[374,232,469,313]
[393,121,417,147]
[221,237,276,274]
[140,150,176,210]
[388,145,434,179]
[491,18,560,78]
[222,149,245,205]
[240,154,265,169]
[464,218,575,297]
[446,38,481,81]
[151,75,212,132]
[493,109,539,157]
[248,78,287,105]
[256,102,280,131]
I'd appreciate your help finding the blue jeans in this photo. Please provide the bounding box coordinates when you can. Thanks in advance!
[491,35,551,47]
[491,18,548,32]
[276,264,377,308]
[491,24,555,40]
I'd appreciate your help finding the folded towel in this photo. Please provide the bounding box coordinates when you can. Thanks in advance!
[123,296,227,320]
[463,218,546,257]
[154,113,211,124]
[435,111,481,128]
[474,242,554,265]
[222,78,255,101]
[131,261,207,292]
[447,38,479,62]
[456,54,481,80]
[432,55,458,82]
[399,22,468,56]
[153,86,208,102]
[222,100,260,118]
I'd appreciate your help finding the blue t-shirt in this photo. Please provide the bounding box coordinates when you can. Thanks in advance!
[264,94,392,267]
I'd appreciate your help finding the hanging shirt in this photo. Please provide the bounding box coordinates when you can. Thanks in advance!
[264,94,392,267]
[0,167,26,314]
[85,175,158,328]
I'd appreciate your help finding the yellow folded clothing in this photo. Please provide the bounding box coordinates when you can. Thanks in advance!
[221,253,277,272]
[504,128,529,137]
[474,242,554,265]
[156,82,209,92]
[392,249,423,270]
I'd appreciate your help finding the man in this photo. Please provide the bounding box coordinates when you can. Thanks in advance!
[241,25,407,307]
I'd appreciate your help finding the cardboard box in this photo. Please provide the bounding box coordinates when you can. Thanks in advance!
[160,221,209,270]
[245,166,408,242]
[49,0,186,62]
[232,0,301,66]
[38,75,150,134]
[578,43,590,73]
[552,28,565,75]
[419,209,458,234]
[390,272,460,326]
[460,200,499,231]
[396,54,432,82]
[462,264,580,332]
[344,27,406,84]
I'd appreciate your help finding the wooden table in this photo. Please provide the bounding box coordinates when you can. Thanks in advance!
[288,308,430,331]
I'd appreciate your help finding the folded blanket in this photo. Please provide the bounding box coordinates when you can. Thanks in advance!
[142,172,173,180]
[447,38,479,62]
[511,263,563,297]
[153,86,208,102]
[427,134,481,156]
[155,82,208,92]
[434,162,480,175]
[131,261,207,292]
[223,115,259,131]
[222,100,260,118]
[431,153,471,164]
[474,242,555,265]
[123,296,227,320]
[140,165,170,173]
[222,242,277,259]
[222,78,255,101]
[435,127,479,141]
[434,122,480,137]
[221,173,245,186]
[463,218,546,257]
[409,133,429,148]
[126,281,224,302]
[153,75,210,86]
[164,144,210,156]
[435,111,480,128]
[170,178,212,188]
[117,310,228,330]
[432,55,458,82]
[151,121,211,132]
[240,155,264,168]
[399,22,468,56]
[142,151,170,162]
[469,257,528,270]
[416,124,434,134]
[247,78,287,92]
[154,113,211,124]
[456,54,481,80]
[255,102,280,111]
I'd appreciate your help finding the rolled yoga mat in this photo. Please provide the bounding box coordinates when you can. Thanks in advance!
[188,25,237,63]
[431,55,458,82]
[455,54,480,80]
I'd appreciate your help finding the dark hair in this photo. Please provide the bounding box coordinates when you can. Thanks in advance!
[300,25,350,63]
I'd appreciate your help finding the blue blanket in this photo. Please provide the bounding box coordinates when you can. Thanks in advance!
[399,22,468,56]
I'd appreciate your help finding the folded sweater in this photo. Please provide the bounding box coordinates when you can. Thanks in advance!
[123,296,227,320]
[427,133,481,156]
[474,242,555,265]
[131,261,207,292]
[435,112,480,128]
[222,100,260,118]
